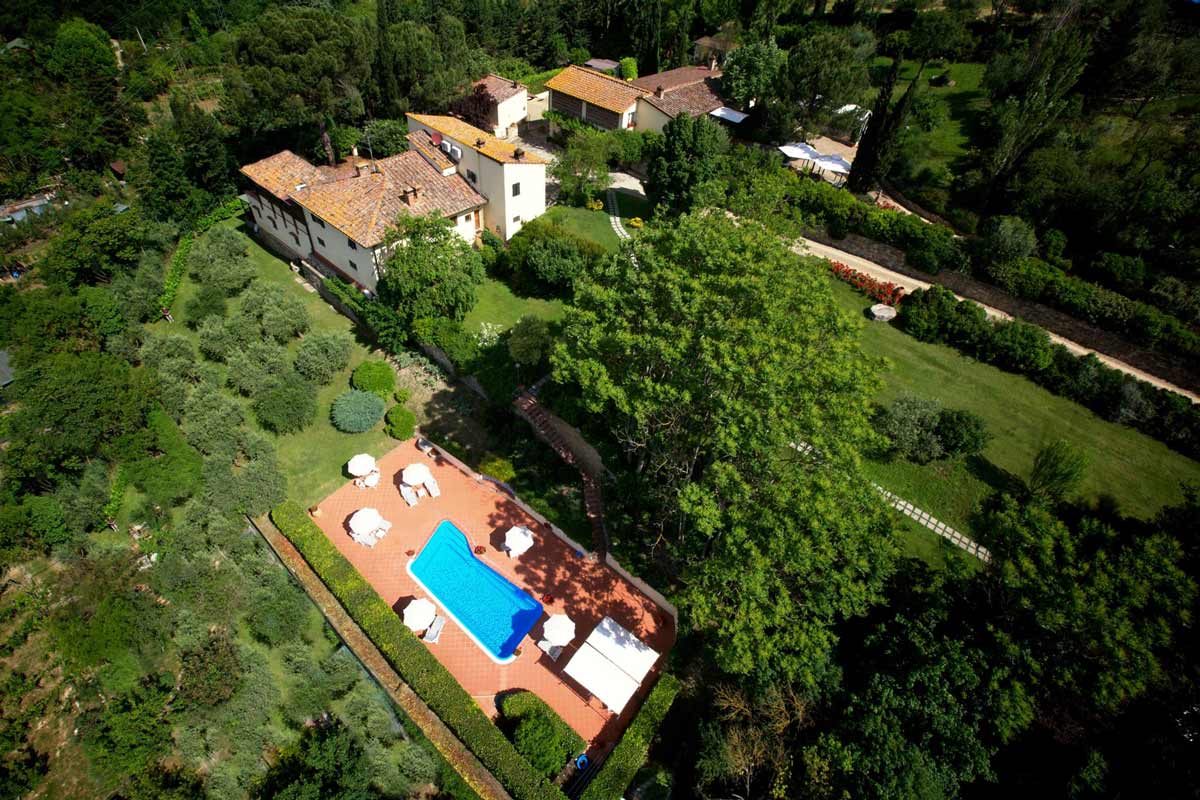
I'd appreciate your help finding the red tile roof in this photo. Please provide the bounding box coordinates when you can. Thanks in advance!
[406,129,455,173]
[293,152,484,247]
[632,65,721,93]
[640,77,726,119]
[239,150,327,202]
[407,114,549,165]
[544,65,647,113]
[473,73,526,103]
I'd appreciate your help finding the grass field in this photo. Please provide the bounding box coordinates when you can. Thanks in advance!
[462,277,565,334]
[159,220,395,507]
[828,279,1200,532]
[543,204,620,251]
[872,59,989,212]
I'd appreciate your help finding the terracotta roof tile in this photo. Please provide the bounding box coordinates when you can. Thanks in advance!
[239,150,326,202]
[544,65,647,114]
[640,77,726,119]
[406,130,455,173]
[473,73,525,103]
[406,114,548,165]
[632,65,721,93]
[289,152,484,247]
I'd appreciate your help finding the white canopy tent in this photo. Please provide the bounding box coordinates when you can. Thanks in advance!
[504,525,536,558]
[709,106,748,124]
[403,598,436,631]
[349,508,384,537]
[587,616,660,682]
[402,462,433,487]
[562,642,641,713]
[347,453,377,477]
[542,614,576,647]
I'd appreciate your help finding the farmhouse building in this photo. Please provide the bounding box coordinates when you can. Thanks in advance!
[545,64,646,130]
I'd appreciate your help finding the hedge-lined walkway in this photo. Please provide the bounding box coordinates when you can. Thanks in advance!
[251,513,513,800]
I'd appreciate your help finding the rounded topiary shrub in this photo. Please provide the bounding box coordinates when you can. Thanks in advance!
[351,360,395,399]
[253,372,317,434]
[332,389,386,433]
[384,405,416,440]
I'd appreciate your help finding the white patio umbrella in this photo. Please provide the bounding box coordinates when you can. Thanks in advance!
[349,508,384,537]
[813,154,852,175]
[543,614,576,647]
[402,462,433,486]
[347,453,377,477]
[779,142,820,161]
[403,597,436,631]
[505,525,535,557]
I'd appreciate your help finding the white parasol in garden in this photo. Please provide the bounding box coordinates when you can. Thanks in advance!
[543,614,576,647]
[403,597,436,631]
[347,453,377,477]
[402,462,433,486]
[349,508,384,537]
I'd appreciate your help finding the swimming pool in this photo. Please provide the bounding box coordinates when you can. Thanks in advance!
[407,520,543,663]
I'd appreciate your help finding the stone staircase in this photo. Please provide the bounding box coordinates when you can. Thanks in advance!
[513,391,610,556]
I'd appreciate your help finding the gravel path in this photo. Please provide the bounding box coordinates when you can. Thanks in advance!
[797,237,1200,404]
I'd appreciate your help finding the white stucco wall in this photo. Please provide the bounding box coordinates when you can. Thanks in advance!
[494,93,528,138]
[303,209,378,290]
[634,98,673,133]
[406,118,546,241]
[247,191,309,256]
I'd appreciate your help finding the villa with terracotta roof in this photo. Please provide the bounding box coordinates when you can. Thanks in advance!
[457,73,529,139]
[632,65,735,133]
[545,64,647,130]
[406,113,548,241]
[239,115,546,289]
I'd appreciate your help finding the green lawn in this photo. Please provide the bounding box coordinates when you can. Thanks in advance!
[871,59,989,211]
[159,220,396,507]
[462,277,565,334]
[543,205,620,252]
[828,280,1200,531]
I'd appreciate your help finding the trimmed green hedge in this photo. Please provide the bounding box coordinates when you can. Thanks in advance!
[269,502,566,800]
[499,690,586,754]
[580,674,680,800]
[159,196,246,311]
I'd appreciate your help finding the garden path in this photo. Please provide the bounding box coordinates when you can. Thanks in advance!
[797,237,1200,403]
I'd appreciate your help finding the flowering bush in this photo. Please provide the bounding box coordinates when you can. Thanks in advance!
[628,217,644,229]
[586,198,604,211]
[828,261,905,306]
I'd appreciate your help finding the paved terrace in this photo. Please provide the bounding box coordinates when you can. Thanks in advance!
[311,439,676,751]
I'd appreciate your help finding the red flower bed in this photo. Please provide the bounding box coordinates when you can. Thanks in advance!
[828,260,905,306]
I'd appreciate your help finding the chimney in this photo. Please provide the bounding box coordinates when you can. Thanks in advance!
[655,85,665,98]
[709,55,717,71]
[513,147,525,160]
[351,145,359,157]
[475,137,485,148]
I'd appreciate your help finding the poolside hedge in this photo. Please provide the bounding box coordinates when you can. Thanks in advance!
[580,673,680,800]
[269,501,567,800]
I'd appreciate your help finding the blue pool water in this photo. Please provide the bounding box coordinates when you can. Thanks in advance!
[408,520,543,662]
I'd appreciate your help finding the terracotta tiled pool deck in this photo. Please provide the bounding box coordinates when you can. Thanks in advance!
[311,439,676,751]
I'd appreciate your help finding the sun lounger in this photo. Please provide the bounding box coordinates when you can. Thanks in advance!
[426,477,441,498]
[401,484,418,507]
[423,615,447,644]
[537,639,563,661]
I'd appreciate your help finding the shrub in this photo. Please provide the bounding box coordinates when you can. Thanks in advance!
[508,316,552,367]
[269,502,566,800]
[479,453,517,484]
[507,218,606,294]
[1090,252,1146,293]
[179,632,240,707]
[384,405,416,440]
[416,317,480,372]
[294,332,353,384]
[1028,440,1087,504]
[618,57,637,79]
[881,395,944,464]
[332,390,386,433]
[184,284,227,327]
[253,372,317,434]
[935,409,989,459]
[351,360,396,399]
[499,690,583,777]
[580,674,680,800]
[980,215,1037,264]
[393,387,411,404]
[986,319,1054,373]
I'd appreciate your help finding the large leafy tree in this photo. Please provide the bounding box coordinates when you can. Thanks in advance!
[645,112,729,214]
[720,38,785,109]
[553,213,895,683]
[224,8,373,161]
[252,719,372,800]
[781,27,871,127]
[377,15,489,115]
[377,214,484,328]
